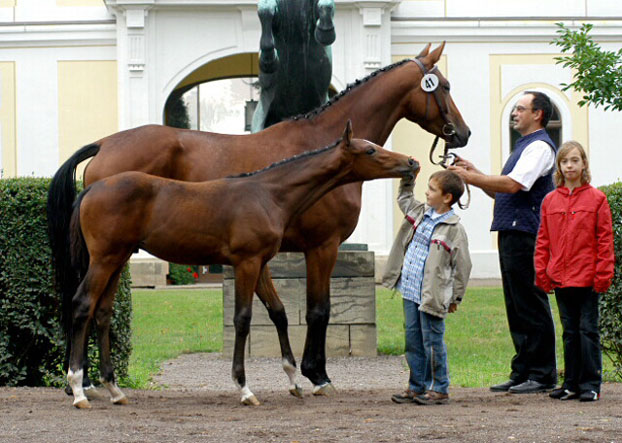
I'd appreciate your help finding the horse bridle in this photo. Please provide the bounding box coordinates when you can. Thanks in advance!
[412,57,470,210]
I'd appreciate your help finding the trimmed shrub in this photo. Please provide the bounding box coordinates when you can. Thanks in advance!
[599,182,622,380]
[168,263,199,285]
[0,178,132,387]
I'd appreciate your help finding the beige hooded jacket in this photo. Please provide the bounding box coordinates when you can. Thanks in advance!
[382,176,472,318]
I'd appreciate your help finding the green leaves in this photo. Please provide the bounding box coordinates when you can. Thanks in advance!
[552,23,622,112]
[0,178,132,386]
[599,182,622,380]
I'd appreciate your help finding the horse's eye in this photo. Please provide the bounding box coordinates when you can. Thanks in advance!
[366,148,376,155]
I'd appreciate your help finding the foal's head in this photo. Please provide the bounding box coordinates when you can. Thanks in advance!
[339,120,420,181]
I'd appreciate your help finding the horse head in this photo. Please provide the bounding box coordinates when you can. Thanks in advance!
[340,121,421,181]
[406,43,471,149]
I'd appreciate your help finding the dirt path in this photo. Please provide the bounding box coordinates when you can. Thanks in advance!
[1,353,621,442]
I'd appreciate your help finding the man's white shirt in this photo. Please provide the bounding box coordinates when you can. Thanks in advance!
[506,140,555,192]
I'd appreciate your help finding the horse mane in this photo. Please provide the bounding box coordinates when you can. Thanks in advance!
[227,137,343,179]
[289,58,412,121]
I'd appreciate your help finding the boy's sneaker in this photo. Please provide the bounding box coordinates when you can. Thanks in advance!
[549,388,579,400]
[413,391,449,405]
[391,389,423,404]
[579,390,600,402]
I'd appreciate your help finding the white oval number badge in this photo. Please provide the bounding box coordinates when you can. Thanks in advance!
[421,73,439,92]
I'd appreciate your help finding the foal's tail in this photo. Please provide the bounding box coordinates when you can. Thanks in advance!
[46,144,99,363]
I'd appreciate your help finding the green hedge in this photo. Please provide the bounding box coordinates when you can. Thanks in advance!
[168,263,198,285]
[600,182,622,380]
[0,178,132,387]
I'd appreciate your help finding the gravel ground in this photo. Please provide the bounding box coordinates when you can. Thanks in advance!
[1,353,621,443]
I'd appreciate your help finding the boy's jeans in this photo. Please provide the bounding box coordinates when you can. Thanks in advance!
[403,299,449,394]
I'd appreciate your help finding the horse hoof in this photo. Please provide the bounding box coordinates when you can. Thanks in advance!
[312,382,336,397]
[73,398,91,409]
[84,386,103,401]
[289,384,303,398]
[112,395,129,405]
[241,395,261,406]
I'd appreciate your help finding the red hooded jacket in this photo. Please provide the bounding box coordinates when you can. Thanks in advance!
[535,184,614,293]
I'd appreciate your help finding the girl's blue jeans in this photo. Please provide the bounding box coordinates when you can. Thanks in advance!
[403,298,449,394]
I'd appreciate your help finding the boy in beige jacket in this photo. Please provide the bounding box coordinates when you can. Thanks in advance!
[383,170,471,405]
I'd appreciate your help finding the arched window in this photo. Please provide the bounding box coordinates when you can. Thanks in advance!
[509,101,562,151]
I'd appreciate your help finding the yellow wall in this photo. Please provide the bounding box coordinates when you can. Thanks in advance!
[390,54,449,236]
[0,62,16,178]
[57,60,117,177]
[56,0,103,6]
[489,54,589,175]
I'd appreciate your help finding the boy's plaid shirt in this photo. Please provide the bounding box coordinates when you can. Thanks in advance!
[397,208,454,304]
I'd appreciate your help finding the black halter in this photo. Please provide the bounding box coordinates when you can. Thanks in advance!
[412,57,470,210]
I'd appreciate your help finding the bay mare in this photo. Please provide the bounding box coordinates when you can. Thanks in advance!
[47,42,470,393]
[65,123,420,408]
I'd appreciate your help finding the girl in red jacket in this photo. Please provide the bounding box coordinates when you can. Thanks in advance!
[535,141,614,402]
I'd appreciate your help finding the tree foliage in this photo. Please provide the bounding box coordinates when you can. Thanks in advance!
[599,182,622,380]
[552,23,622,111]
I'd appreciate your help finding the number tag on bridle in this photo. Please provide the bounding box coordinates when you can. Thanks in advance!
[421,73,439,92]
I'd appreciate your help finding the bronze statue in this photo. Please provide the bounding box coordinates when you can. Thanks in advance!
[253,0,335,132]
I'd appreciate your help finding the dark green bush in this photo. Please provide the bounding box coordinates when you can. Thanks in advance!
[0,178,132,387]
[168,263,198,285]
[599,182,622,380]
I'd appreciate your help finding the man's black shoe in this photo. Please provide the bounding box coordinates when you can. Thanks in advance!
[490,380,521,392]
[508,380,555,394]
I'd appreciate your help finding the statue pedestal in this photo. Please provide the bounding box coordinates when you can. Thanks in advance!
[223,249,377,358]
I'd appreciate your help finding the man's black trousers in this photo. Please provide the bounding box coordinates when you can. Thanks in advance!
[498,230,557,385]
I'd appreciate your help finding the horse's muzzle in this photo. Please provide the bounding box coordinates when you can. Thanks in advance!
[446,127,470,149]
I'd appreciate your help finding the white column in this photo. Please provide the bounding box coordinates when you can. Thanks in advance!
[110,5,152,130]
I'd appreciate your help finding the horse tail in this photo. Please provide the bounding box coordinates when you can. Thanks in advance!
[62,187,91,372]
[69,188,91,280]
[46,143,99,366]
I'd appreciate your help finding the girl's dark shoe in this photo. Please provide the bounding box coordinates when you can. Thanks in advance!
[549,388,579,400]
[579,390,600,402]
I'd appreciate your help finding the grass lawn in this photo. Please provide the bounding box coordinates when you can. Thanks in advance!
[125,288,222,388]
[126,285,615,389]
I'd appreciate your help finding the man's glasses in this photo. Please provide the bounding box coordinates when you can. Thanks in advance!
[513,105,534,113]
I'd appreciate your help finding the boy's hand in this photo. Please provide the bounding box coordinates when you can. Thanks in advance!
[448,303,458,313]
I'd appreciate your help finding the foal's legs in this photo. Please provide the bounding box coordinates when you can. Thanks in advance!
[255,265,302,397]
[232,259,263,405]
[301,243,338,395]
[67,264,117,409]
[94,267,128,405]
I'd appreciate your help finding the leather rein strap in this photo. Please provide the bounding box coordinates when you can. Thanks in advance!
[412,57,470,210]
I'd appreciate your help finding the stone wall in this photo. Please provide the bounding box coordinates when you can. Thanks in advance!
[223,251,377,358]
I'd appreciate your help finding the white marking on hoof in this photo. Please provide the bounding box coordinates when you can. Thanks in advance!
[240,386,260,406]
[68,369,88,408]
[312,382,336,396]
[102,380,128,405]
[282,359,302,398]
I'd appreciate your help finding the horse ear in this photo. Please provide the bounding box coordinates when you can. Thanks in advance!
[423,41,446,66]
[343,120,353,147]
[416,43,431,59]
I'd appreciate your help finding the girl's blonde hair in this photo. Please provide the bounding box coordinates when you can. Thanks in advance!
[554,140,591,187]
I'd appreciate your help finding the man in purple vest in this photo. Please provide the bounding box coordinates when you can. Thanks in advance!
[450,91,557,394]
